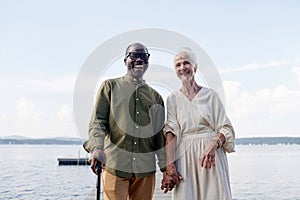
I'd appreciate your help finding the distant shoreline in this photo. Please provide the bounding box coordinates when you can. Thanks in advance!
[235,137,300,145]
[1,136,300,145]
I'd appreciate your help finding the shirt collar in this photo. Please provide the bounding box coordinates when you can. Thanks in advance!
[124,74,145,85]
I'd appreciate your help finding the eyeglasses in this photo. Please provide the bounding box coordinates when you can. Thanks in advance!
[126,52,150,61]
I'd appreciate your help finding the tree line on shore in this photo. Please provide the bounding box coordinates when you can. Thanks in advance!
[235,137,300,145]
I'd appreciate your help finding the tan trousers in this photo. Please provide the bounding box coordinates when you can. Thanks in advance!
[102,170,156,200]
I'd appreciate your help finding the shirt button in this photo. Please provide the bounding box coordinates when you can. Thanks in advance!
[136,126,139,129]
[134,142,137,144]
[133,157,136,160]
[136,111,139,114]
[136,98,139,101]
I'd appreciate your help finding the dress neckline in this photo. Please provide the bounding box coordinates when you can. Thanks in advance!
[178,86,204,102]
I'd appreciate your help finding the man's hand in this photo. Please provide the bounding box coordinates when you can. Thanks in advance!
[161,171,183,193]
[161,163,183,193]
[88,148,106,175]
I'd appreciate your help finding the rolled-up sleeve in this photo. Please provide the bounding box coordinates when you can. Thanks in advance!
[211,89,235,153]
[164,95,180,137]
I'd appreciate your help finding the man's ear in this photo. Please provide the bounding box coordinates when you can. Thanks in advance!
[194,64,198,73]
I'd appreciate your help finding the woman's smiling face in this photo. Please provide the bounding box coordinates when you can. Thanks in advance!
[174,54,197,81]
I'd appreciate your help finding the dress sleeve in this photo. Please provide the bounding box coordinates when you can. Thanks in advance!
[164,94,180,137]
[211,89,235,153]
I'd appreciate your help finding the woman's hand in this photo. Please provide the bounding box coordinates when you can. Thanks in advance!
[200,140,218,169]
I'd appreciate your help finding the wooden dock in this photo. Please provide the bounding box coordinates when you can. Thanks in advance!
[84,171,172,200]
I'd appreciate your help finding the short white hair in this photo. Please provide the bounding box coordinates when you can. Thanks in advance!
[175,47,197,66]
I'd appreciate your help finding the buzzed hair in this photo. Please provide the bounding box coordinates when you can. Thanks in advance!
[125,43,148,55]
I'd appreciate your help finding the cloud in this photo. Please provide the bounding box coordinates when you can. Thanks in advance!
[0,97,78,138]
[16,97,44,124]
[219,58,300,74]
[0,114,8,121]
[291,66,300,83]
[28,74,77,92]
[56,104,72,123]
[0,114,9,128]
[223,81,300,137]
[13,97,45,137]
[0,73,77,93]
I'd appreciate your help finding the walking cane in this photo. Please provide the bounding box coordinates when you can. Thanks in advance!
[96,161,102,200]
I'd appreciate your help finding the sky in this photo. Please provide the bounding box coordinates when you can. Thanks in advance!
[0,0,300,139]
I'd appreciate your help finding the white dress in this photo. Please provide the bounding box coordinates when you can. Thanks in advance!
[164,87,235,200]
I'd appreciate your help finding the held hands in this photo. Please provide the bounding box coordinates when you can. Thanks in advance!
[200,140,218,169]
[161,163,183,193]
[89,148,106,175]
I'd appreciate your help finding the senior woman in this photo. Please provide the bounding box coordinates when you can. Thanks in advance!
[161,48,235,200]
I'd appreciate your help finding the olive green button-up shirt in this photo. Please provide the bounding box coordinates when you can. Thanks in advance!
[83,75,166,178]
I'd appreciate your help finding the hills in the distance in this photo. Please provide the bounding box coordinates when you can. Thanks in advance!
[235,137,300,145]
[1,135,300,145]
[0,135,83,145]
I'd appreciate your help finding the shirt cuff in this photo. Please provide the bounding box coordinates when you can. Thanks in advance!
[218,127,235,153]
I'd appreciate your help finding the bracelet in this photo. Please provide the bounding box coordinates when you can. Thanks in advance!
[92,146,104,152]
[212,137,223,149]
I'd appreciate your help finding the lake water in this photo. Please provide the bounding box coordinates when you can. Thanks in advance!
[0,144,299,200]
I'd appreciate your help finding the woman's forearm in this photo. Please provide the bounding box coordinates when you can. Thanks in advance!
[166,132,176,165]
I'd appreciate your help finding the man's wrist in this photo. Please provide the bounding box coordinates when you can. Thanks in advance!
[166,163,177,176]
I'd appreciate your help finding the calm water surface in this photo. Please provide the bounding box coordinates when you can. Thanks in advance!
[0,144,299,200]
[228,145,300,200]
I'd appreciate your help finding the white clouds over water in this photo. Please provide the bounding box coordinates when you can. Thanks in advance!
[0,97,76,138]
[223,81,300,137]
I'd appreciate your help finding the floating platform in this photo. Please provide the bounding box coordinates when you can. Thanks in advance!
[57,157,89,165]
